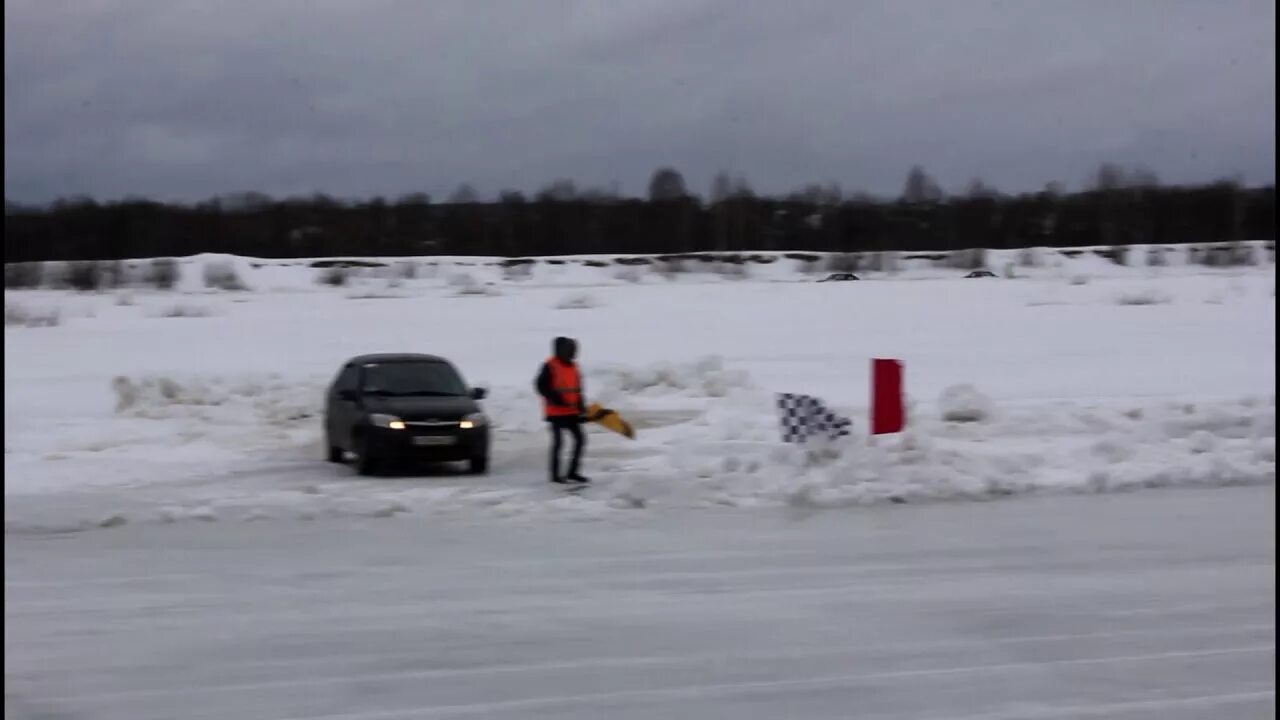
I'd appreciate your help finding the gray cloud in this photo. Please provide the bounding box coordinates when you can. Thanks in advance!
[4,0,1275,202]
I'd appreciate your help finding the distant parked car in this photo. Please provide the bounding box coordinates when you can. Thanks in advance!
[965,270,998,278]
[324,353,490,476]
[818,273,860,282]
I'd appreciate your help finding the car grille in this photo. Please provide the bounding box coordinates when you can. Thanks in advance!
[403,420,461,434]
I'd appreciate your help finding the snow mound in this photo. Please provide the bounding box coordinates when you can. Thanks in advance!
[345,289,412,300]
[1188,430,1218,454]
[606,394,1275,513]
[110,374,322,425]
[554,292,601,310]
[4,301,60,328]
[590,355,753,399]
[201,258,250,291]
[1160,401,1262,440]
[939,384,994,423]
[1115,288,1172,306]
[446,272,478,288]
[152,302,216,318]
[613,267,644,283]
[5,390,1275,534]
[449,273,502,296]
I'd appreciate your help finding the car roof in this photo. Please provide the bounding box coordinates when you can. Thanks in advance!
[346,353,451,366]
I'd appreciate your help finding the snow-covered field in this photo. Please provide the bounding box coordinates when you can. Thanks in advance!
[5,247,1276,718]
[3,246,1276,530]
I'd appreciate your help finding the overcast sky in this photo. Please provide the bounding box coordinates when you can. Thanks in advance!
[4,0,1275,203]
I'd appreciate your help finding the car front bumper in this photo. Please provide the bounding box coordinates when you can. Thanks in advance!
[365,425,489,461]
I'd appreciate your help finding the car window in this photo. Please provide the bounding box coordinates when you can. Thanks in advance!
[361,362,468,396]
[335,365,359,391]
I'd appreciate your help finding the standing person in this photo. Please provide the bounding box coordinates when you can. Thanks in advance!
[535,336,589,484]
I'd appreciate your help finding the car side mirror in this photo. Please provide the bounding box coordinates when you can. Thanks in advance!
[338,389,359,402]
[470,387,488,400]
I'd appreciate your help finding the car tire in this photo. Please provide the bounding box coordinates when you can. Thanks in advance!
[468,455,489,475]
[354,435,380,476]
[326,438,344,463]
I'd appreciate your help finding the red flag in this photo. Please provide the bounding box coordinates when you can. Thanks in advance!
[871,359,905,435]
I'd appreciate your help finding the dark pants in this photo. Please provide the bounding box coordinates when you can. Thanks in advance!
[548,417,585,480]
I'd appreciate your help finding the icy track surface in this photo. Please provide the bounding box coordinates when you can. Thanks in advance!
[5,486,1275,720]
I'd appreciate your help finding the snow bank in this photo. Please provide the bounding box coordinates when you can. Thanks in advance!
[448,272,501,296]
[150,302,217,318]
[5,242,1274,300]
[1115,287,1173,306]
[345,288,412,300]
[939,384,994,423]
[110,373,321,424]
[589,355,753,400]
[624,392,1276,512]
[554,292,601,310]
[5,365,1275,533]
[614,267,645,283]
[4,300,60,327]
[201,258,250,291]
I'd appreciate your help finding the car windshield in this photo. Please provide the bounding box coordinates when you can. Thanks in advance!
[362,362,468,396]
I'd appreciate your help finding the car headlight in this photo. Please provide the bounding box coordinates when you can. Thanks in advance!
[370,413,406,430]
[459,412,488,430]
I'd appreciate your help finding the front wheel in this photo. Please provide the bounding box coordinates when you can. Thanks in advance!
[354,435,380,476]
[326,437,344,463]
[468,455,489,475]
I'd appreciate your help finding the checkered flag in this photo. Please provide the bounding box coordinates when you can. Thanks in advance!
[776,393,853,443]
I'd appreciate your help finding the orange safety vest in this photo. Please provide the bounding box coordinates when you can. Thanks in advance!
[544,357,582,417]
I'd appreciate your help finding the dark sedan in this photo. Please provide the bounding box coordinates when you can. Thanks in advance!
[324,353,490,475]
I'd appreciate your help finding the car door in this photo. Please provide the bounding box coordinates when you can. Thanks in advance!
[327,364,362,448]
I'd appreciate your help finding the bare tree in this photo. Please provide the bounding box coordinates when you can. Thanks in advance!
[448,184,480,204]
[711,172,755,203]
[822,181,842,204]
[536,179,578,202]
[1128,166,1160,189]
[1091,163,1128,191]
[578,183,622,202]
[901,166,943,203]
[711,172,734,204]
[648,167,689,201]
[221,192,273,211]
[396,193,430,206]
[789,182,842,206]
[965,178,999,199]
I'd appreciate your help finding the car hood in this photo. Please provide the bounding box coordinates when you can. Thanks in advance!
[363,395,478,421]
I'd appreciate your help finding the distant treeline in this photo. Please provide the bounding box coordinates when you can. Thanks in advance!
[4,166,1274,262]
